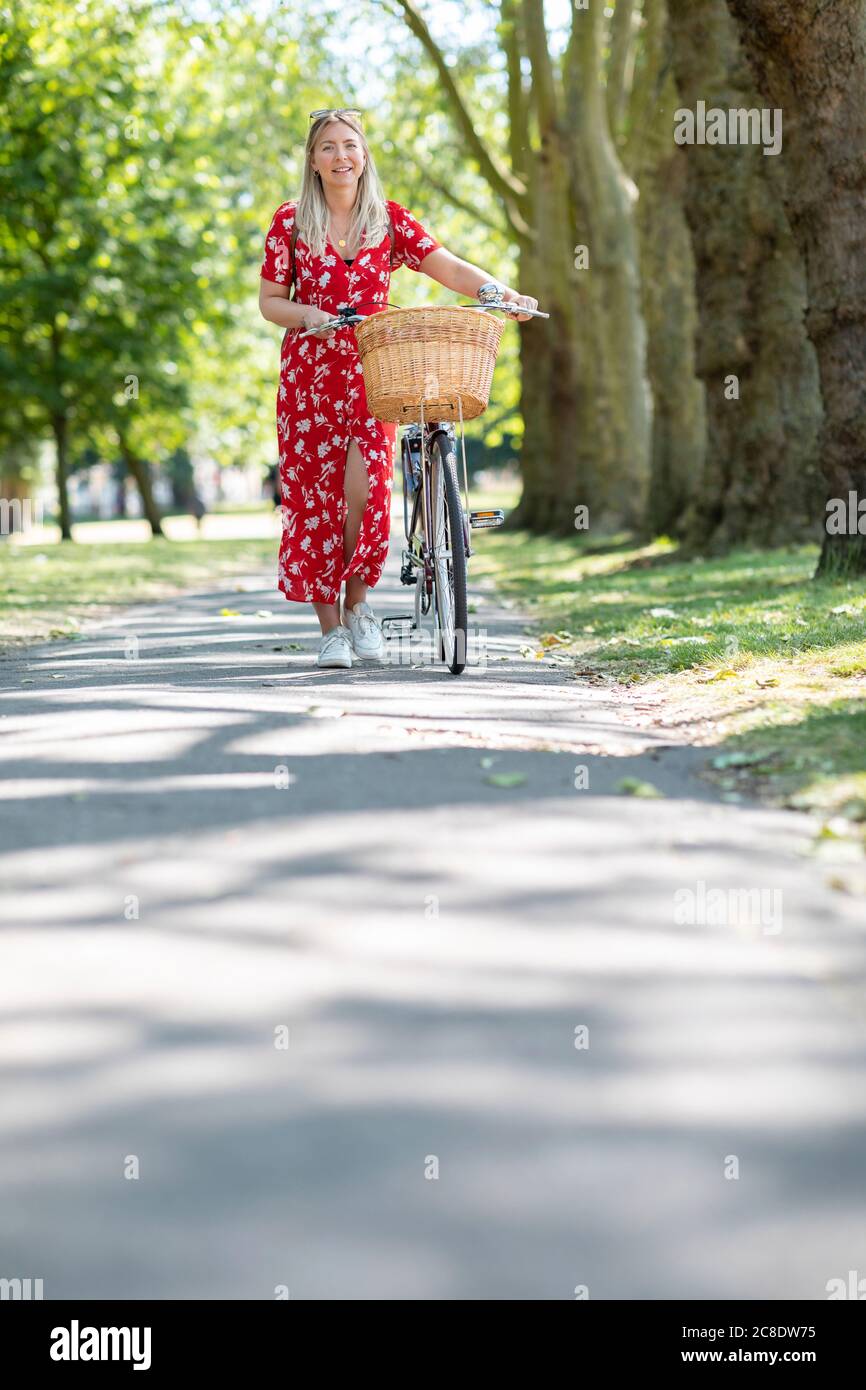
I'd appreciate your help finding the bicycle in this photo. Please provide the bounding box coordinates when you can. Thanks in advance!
[298,283,548,675]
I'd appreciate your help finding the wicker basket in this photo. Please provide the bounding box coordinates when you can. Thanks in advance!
[354,305,506,424]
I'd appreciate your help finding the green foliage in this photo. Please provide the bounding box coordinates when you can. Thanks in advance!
[0,0,527,489]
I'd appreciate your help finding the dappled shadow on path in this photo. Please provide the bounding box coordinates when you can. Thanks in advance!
[2,555,866,1299]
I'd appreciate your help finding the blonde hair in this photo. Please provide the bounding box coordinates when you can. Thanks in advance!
[295,113,390,259]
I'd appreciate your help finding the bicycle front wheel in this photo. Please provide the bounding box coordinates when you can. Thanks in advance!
[428,432,469,675]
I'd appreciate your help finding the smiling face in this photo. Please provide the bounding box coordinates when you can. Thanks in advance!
[310,120,366,195]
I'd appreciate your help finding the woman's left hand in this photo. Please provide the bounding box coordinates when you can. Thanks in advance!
[500,289,539,322]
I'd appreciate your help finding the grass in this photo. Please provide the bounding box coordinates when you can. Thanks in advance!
[469,487,866,855]
[4,482,866,862]
[0,515,277,652]
[0,484,514,651]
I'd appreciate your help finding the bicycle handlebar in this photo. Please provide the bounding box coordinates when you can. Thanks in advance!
[297,283,548,338]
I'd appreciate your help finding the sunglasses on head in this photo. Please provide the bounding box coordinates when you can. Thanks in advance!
[309,108,363,124]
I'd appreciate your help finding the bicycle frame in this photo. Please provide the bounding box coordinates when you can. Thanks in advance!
[297,286,547,665]
[401,413,470,604]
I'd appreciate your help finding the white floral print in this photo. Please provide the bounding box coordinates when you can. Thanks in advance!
[261,197,442,603]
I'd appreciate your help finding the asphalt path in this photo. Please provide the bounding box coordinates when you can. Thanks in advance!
[1,508,864,1299]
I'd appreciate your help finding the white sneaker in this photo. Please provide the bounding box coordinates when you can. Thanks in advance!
[342,600,385,661]
[317,624,354,668]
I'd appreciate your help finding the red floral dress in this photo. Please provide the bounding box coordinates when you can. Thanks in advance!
[260,198,442,604]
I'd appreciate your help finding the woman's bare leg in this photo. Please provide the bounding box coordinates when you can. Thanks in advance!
[342,439,369,613]
[312,599,341,635]
[311,441,369,636]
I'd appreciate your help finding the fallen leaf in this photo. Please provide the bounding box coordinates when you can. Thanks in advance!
[755,677,779,688]
[699,668,737,684]
[826,874,854,894]
[485,772,527,788]
[711,750,772,770]
[219,608,241,617]
[817,823,844,841]
[615,777,664,798]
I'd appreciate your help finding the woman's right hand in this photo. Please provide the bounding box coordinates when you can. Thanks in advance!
[301,306,337,339]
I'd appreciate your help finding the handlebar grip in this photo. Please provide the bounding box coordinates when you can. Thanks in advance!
[298,309,366,337]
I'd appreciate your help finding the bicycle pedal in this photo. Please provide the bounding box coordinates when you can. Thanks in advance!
[381,614,415,632]
[469,508,505,529]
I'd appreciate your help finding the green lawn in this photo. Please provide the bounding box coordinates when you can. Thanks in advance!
[470,498,866,850]
[4,486,866,856]
[0,523,277,651]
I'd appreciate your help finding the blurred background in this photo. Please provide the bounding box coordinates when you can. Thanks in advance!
[1,0,864,823]
[2,0,864,558]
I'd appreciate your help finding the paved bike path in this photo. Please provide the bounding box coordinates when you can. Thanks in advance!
[1,503,865,1299]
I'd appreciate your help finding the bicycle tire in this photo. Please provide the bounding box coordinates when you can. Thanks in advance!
[428,432,469,675]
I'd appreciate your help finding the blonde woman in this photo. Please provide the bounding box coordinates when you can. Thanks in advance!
[259,108,537,668]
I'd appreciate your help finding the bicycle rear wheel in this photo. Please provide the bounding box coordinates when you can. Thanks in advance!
[428,432,469,675]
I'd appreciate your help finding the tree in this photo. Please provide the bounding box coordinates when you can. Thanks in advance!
[625,0,705,537]
[387,0,651,533]
[667,0,823,551]
[561,0,651,532]
[725,0,866,577]
[0,1,312,538]
[0,2,149,536]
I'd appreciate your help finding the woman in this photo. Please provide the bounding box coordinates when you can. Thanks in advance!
[259,108,537,669]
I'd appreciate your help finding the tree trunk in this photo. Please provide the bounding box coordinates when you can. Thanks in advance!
[625,0,705,538]
[563,0,651,532]
[49,321,73,540]
[397,0,649,536]
[51,411,73,541]
[119,436,164,537]
[607,0,637,140]
[668,0,823,551]
[506,0,585,536]
[725,0,866,578]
